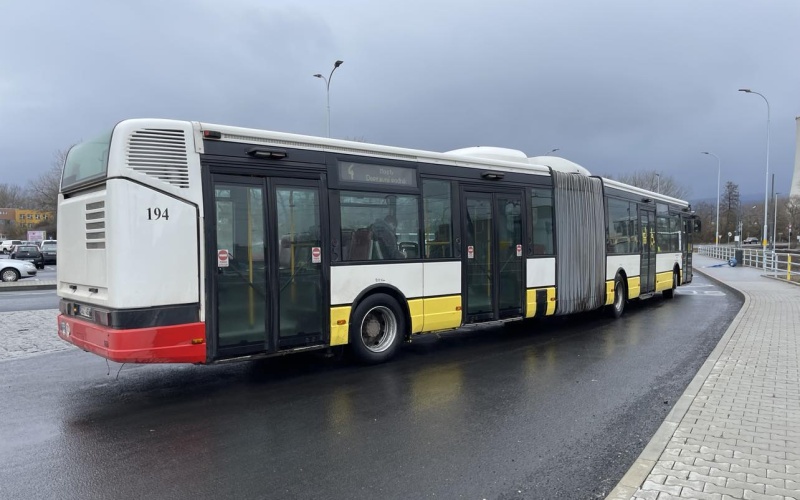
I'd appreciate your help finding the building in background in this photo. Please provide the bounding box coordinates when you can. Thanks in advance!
[15,209,53,229]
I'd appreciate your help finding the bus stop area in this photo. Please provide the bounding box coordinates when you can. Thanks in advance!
[1,256,798,498]
[609,254,800,499]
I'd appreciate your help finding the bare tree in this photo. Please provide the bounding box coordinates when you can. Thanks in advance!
[27,148,68,215]
[0,183,27,208]
[692,200,716,243]
[719,181,740,238]
[610,171,690,199]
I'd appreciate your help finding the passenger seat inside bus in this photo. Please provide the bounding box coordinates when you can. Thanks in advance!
[348,228,374,260]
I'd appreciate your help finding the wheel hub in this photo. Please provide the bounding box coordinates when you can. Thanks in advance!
[365,317,382,338]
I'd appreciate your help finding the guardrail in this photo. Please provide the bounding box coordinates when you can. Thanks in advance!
[696,245,800,284]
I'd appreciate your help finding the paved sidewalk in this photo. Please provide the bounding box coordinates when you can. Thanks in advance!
[608,255,800,500]
[0,309,73,362]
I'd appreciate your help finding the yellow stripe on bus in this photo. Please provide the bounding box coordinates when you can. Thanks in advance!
[627,276,641,299]
[421,295,462,332]
[525,287,557,317]
[330,306,352,346]
[605,280,615,306]
[655,271,674,292]
[408,298,424,334]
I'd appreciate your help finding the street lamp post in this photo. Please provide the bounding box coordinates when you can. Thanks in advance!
[655,174,660,194]
[314,60,344,137]
[701,152,721,247]
[773,192,780,248]
[738,88,770,269]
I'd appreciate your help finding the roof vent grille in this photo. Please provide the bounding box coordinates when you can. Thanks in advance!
[127,129,190,188]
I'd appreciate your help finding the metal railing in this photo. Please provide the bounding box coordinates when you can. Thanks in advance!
[696,245,800,284]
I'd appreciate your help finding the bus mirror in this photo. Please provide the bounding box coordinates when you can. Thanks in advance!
[693,220,702,233]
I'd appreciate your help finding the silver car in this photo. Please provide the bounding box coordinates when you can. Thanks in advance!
[0,259,38,282]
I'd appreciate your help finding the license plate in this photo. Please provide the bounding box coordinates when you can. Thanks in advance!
[77,305,93,319]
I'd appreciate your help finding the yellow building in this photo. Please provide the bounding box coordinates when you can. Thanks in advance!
[15,209,53,229]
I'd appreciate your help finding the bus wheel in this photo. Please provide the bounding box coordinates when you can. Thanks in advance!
[349,293,405,364]
[663,271,678,299]
[607,275,626,318]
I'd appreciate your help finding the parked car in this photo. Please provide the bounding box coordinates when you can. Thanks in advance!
[0,259,38,282]
[743,237,760,245]
[40,240,57,265]
[0,240,22,254]
[10,245,44,269]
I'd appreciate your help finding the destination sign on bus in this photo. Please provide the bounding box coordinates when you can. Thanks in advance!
[338,161,417,187]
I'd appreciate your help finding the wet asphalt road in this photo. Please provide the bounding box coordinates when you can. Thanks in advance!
[0,274,741,500]
[0,289,59,312]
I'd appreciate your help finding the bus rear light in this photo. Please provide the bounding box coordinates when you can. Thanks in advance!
[203,130,222,139]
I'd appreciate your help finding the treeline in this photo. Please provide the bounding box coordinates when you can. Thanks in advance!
[0,149,66,238]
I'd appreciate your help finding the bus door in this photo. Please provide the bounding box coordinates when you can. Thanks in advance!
[640,208,657,294]
[462,189,525,322]
[211,175,326,359]
[682,218,693,282]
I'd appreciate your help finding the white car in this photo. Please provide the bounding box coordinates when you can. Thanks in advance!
[0,259,38,282]
[0,240,22,254]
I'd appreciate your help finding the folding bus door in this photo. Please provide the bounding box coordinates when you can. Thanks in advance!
[640,208,657,294]
[462,189,525,322]
[211,175,327,359]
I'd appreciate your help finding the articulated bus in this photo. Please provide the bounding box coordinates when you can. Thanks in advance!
[57,119,698,364]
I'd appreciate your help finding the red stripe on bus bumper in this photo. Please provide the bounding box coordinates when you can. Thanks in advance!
[57,315,207,364]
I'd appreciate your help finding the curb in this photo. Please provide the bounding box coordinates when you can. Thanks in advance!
[0,282,57,292]
[604,268,750,500]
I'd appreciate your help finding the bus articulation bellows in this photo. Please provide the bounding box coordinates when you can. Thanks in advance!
[56,119,698,364]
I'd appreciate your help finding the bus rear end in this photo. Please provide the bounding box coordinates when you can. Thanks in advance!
[57,119,207,363]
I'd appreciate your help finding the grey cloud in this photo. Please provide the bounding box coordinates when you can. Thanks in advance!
[0,0,798,203]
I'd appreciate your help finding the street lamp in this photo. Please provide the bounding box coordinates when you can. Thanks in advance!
[773,192,780,248]
[738,88,770,269]
[701,152,721,247]
[314,60,344,137]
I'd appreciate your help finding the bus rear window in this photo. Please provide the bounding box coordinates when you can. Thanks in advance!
[61,131,112,190]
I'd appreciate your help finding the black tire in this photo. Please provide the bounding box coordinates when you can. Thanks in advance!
[1,268,20,282]
[663,271,678,299]
[348,293,405,364]
[606,275,626,318]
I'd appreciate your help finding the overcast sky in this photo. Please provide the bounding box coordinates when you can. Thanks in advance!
[1,0,798,202]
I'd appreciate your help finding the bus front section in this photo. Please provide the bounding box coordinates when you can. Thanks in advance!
[57,119,207,363]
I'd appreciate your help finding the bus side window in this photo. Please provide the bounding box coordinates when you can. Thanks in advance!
[423,179,453,259]
[340,191,419,261]
[531,188,554,255]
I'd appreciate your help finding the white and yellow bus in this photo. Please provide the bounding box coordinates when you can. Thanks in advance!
[56,119,698,364]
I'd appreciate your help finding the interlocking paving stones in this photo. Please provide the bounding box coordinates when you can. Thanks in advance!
[0,309,73,361]
[609,254,800,500]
